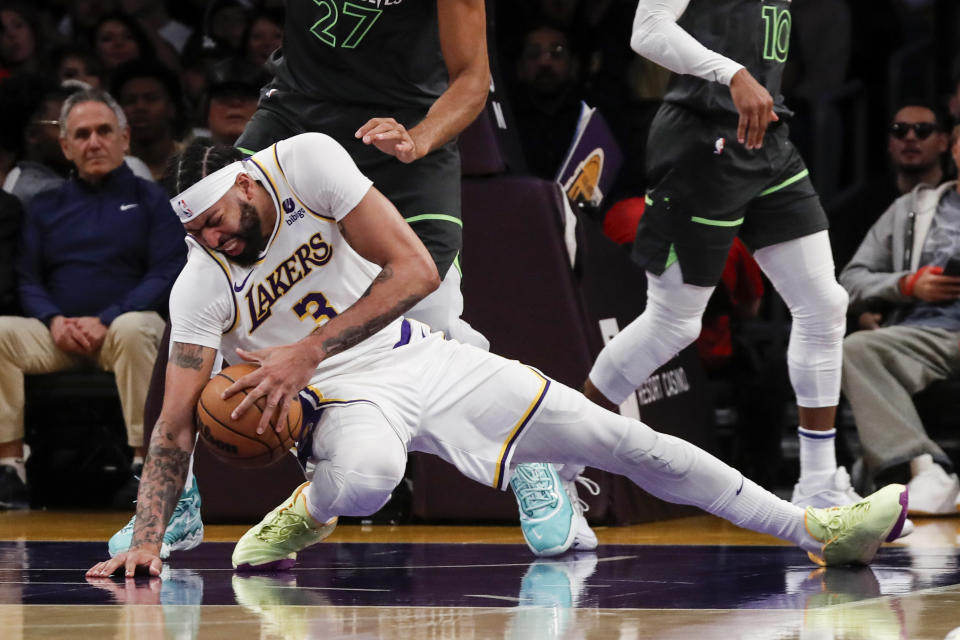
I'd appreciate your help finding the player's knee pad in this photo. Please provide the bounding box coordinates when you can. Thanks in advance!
[611,423,694,481]
[785,280,847,406]
[308,446,406,518]
[788,279,848,343]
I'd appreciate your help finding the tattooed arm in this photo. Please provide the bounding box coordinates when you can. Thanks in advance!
[87,341,217,578]
[224,185,440,433]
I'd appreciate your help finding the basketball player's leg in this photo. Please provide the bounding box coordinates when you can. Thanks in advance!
[302,403,408,522]
[586,131,747,407]
[232,403,406,570]
[587,263,715,406]
[740,152,854,509]
[512,381,908,566]
[752,231,852,508]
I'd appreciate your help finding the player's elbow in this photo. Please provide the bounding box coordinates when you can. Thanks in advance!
[462,68,490,121]
[418,256,442,296]
[630,10,670,58]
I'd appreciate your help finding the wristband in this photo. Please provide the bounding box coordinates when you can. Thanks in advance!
[900,265,940,297]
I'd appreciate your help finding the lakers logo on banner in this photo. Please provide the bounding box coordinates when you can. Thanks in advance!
[563,148,605,208]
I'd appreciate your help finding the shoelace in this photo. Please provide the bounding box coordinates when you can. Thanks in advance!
[566,476,600,515]
[255,509,315,544]
[810,500,871,542]
[513,465,559,515]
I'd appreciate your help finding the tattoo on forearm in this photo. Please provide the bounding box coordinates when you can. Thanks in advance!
[360,266,392,299]
[131,421,192,549]
[312,274,421,359]
[171,343,204,370]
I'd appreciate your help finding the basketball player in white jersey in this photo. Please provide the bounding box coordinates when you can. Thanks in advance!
[88,134,908,579]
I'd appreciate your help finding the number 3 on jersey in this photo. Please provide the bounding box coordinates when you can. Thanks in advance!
[294,292,339,325]
[310,0,382,49]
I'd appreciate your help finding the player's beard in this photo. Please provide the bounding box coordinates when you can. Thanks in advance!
[230,202,268,267]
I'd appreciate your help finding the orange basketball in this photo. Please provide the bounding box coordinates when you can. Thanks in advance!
[196,363,303,468]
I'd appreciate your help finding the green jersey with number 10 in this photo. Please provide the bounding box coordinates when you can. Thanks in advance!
[664,0,793,119]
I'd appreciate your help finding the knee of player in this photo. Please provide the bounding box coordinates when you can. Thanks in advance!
[823,283,850,323]
[612,424,694,477]
[794,282,849,332]
[645,302,703,346]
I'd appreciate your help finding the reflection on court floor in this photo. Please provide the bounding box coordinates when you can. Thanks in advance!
[1,533,959,639]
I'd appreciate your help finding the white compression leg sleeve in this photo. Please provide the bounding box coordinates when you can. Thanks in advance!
[589,264,714,404]
[752,231,848,408]
[304,404,408,524]
[512,383,816,553]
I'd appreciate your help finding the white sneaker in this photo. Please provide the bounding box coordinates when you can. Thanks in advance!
[791,466,863,509]
[906,454,960,515]
[563,476,600,551]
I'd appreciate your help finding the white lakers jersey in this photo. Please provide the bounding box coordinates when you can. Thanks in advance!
[169,133,406,375]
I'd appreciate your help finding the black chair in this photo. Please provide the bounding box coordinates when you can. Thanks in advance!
[23,370,130,507]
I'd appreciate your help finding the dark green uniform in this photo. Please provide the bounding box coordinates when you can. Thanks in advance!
[633,0,828,286]
[236,0,462,277]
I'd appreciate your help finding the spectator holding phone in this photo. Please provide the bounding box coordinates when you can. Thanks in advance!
[838,124,960,515]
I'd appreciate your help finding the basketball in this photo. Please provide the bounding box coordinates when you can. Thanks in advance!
[196,363,303,468]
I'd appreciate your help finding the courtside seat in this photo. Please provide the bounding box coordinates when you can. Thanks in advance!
[24,370,129,507]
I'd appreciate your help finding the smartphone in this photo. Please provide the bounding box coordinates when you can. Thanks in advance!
[944,257,960,276]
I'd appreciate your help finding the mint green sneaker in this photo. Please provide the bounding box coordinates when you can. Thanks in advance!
[232,482,337,571]
[805,484,908,566]
[107,476,203,559]
[511,463,576,557]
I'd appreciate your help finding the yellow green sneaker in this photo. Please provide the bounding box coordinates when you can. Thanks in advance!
[804,484,908,566]
[232,482,337,571]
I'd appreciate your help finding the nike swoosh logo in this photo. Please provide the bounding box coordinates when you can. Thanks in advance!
[233,271,253,292]
[736,476,745,496]
[120,203,139,211]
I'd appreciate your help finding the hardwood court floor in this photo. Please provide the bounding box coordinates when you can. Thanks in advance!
[0,511,958,639]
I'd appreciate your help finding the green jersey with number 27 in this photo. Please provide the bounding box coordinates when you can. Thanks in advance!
[271,0,447,109]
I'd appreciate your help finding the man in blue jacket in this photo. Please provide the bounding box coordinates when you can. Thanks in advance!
[0,88,186,509]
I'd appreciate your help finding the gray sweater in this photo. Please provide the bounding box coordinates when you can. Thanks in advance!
[839,181,960,327]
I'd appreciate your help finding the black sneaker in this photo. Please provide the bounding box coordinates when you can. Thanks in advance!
[111,462,143,510]
[0,465,29,509]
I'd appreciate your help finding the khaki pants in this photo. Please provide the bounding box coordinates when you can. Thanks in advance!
[0,312,165,447]
[841,324,960,485]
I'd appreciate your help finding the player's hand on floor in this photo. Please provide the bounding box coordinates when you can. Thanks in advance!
[356,117,420,163]
[225,345,316,434]
[85,574,162,603]
[86,549,163,579]
[729,68,778,149]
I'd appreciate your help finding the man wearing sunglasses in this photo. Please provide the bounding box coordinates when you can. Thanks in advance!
[888,105,948,196]
[839,124,960,515]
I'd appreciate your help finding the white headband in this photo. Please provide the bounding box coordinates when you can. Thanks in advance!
[170,161,247,223]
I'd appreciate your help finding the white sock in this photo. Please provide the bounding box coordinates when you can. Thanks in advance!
[798,427,837,482]
[132,456,144,468]
[0,456,26,485]
[720,476,819,554]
